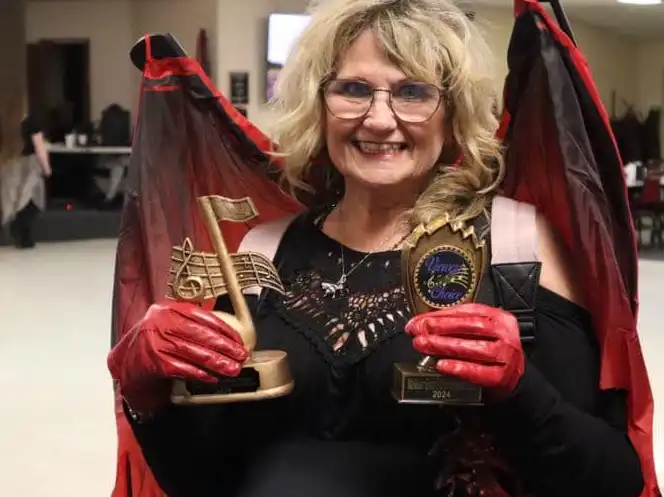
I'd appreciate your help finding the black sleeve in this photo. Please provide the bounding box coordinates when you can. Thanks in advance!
[126,295,262,497]
[23,115,41,137]
[126,401,242,497]
[488,362,644,497]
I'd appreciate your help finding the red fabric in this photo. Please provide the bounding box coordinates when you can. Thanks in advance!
[502,1,658,496]
[110,35,300,497]
[639,176,663,205]
[110,8,659,493]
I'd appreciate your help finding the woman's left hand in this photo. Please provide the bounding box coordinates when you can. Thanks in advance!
[405,303,525,399]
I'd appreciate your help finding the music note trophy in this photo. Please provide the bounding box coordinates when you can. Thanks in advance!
[392,213,487,406]
[167,195,294,405]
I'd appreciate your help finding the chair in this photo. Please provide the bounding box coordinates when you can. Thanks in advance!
[631,174,664,248]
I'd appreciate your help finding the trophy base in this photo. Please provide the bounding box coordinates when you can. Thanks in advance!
[171,350,294,405]
[392,363,483,406]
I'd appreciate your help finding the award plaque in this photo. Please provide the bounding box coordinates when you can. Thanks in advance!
[393,213,487,406]
[167,195,294,405]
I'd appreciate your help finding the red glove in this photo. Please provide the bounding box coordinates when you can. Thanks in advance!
[108,301,249,413]
[405,303,524,399]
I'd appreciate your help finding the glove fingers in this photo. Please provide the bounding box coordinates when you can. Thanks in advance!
[436,359,502,388]
[162,338,243,377]
[168,301,244,344]
[427,303,496,319]
[408,315,498,340]
[413,335,502,365]
[161,353,221,383]
[170,324,248,362]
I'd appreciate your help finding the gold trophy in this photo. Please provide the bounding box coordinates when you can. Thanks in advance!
[166,195,294,405]
[393,213,487,405]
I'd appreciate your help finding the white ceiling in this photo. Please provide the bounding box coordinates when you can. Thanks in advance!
[475,0,664,40]
[28,0,664,40]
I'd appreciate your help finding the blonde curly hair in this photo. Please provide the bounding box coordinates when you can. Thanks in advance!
[269,0,503,225]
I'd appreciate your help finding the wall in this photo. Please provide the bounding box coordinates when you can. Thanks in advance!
[25,0,218,120]
[215,0,641,132]
[636,42,664,153]
[477,6,640,111]
[0,0,26,109]
[25,0,134,120]
[131,0,217,70]
[572,24,640,116]
[130,0,218,104]
[636,42,664,112]
[215,0,307,131]
[24,0,661,140]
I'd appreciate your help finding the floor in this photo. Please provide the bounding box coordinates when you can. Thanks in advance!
[0,239,662,496]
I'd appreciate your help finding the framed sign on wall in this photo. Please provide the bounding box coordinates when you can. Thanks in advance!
[230,72,249,105]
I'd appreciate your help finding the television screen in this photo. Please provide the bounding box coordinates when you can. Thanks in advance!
[266,13,311,101]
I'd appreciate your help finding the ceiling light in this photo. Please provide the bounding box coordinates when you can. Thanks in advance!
[617,0,662,5]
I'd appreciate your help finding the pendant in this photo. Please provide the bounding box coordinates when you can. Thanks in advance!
[321,274,346,298]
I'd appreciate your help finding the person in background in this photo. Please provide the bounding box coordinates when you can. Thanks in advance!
[0,94,51,248]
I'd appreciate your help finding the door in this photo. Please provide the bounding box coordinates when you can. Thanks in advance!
[26,40,62,126]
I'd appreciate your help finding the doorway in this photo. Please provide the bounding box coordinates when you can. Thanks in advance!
[660,68,664,159]
[27,39,96,208]
[26,39,91,139]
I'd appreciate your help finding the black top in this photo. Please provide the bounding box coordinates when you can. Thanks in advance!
[128,212,643,497]
[21,115,40,156]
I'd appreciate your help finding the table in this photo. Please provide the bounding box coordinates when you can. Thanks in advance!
[625,176,664,189]
[47,143,132,155]
[47,143,132,201]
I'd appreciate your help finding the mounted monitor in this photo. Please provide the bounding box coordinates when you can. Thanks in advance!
[266,13,311,101]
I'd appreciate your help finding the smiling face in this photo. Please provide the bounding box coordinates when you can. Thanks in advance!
[324,30,447,193]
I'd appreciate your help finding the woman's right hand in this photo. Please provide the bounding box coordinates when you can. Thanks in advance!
[107,301,249,413]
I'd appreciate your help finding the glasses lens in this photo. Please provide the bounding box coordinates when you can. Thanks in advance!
[324,80,372,119]
[323,80,442,122]
[391,83,441,123]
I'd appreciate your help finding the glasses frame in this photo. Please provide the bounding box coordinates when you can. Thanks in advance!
[321,78,445,124]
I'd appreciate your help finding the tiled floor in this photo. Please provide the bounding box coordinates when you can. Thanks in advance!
[0,239,662,496]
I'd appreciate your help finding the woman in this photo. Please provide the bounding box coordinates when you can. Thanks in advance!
[0,95,51,248]
[108,0,646,496]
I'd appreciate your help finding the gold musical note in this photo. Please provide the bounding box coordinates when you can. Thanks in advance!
[167,194,294,405]
[171,238,206,302]
[168,246,285,302]
[208,195,258,223]
[166,196,286,304]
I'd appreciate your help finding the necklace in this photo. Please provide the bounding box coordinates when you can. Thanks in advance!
[321,230,409,298]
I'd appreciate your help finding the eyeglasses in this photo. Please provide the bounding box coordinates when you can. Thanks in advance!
[322,79,444,123]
